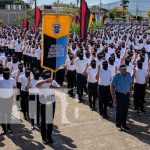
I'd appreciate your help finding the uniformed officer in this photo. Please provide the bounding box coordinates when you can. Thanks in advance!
[111,64,132,131]
[132,60,148,113]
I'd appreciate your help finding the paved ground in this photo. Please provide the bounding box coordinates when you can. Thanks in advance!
[0,88,150,150]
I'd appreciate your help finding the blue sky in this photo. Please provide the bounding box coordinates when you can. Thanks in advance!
[24,0,119,6]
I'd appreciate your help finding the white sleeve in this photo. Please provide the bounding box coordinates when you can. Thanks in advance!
[51,80,61,88]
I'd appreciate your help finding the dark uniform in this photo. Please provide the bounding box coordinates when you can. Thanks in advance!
[111,64,132,130]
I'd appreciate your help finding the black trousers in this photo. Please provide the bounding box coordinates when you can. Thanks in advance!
[21,91,29,118]
[31,57,38,71]
[15,52,22,62]
[116,92,129,127]
[67,70,76,95]
[0,96,13,132]
[9,48,15,56]
[98,85,111,116]
[76,73,87,101]
[16,82,21,109]
[40,102,55,141]
[23,55,28,68]
[56,69,65,86]
[88,82,98,108]
[29,94,40,126]
[134,83,146,111]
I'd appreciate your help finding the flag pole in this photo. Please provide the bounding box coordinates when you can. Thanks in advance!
[80,0,82,39]
[35,0,37,31]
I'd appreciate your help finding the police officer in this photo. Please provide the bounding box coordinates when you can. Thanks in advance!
[97,61,112,118]
[86,59,98,111]
[111,64,132,131]
[132,60,148,113]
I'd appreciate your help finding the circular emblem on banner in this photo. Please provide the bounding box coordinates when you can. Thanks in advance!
[52,22,61,34]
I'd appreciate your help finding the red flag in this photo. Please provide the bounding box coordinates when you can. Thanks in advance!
[23,19,29,29]
[80,0,90,39]
[35,6,41,32]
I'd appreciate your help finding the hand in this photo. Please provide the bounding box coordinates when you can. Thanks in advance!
[45,78,52,83]
[98,64,101,70]
[112,94,116,102]
[27,76,30,82]
[17,70,21,77]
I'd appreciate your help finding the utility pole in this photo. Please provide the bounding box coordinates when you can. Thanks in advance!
[57,0,59,13]
[77,0,79,8]
[99,0,102,14]
[136,4,139,20]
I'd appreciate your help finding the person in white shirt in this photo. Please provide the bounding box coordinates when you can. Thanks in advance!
[0,67,16,135]
[0,63,3,78]
[12,63,25,109]
[66,53,76,97]
[36,70,60,144]
[132,60,148,113]
[25,69,41,129]
[15,40,22,62]
[86,59,98,111]
[73,50,88,102]
[16,68,30,120]
[144,40,150,59]
[12,54,19,73]
[96,61,112,118]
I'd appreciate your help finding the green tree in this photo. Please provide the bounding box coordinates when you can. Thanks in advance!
[109,8,126,20]
[120,0,129,10]
[137,16,143,21]
[147,10,150,18]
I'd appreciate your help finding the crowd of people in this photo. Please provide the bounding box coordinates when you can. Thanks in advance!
[0,24,150,144]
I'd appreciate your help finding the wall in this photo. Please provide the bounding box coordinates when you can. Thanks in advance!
[0,10,25,25]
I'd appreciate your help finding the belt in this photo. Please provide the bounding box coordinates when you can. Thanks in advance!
[116,91,129,95]
[88,82,98,84]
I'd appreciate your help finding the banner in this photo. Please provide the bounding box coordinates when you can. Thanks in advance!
[96,14,100,24]
[88,13,93,28]
[80,0,90,39]
[35,6,42,32]
[41,14,71,72]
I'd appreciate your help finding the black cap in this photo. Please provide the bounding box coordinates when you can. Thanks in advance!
[120,64,126,69]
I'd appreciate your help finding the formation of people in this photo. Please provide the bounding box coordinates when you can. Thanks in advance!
[0,24,150,144]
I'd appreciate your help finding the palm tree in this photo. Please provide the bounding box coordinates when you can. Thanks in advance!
[120,0,129,10]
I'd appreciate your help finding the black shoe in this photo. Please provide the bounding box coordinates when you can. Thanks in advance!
[93,107,97,111]
[117,127,122,131]
[42,139,48,145]
[31,126,35,130]
[48,138,53,144]
[7,129,13,135]
[0,131,7,136]
[122,126,130,130]
[103,115,109,119]
[140,110,146,113]
[100,115,104,119]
